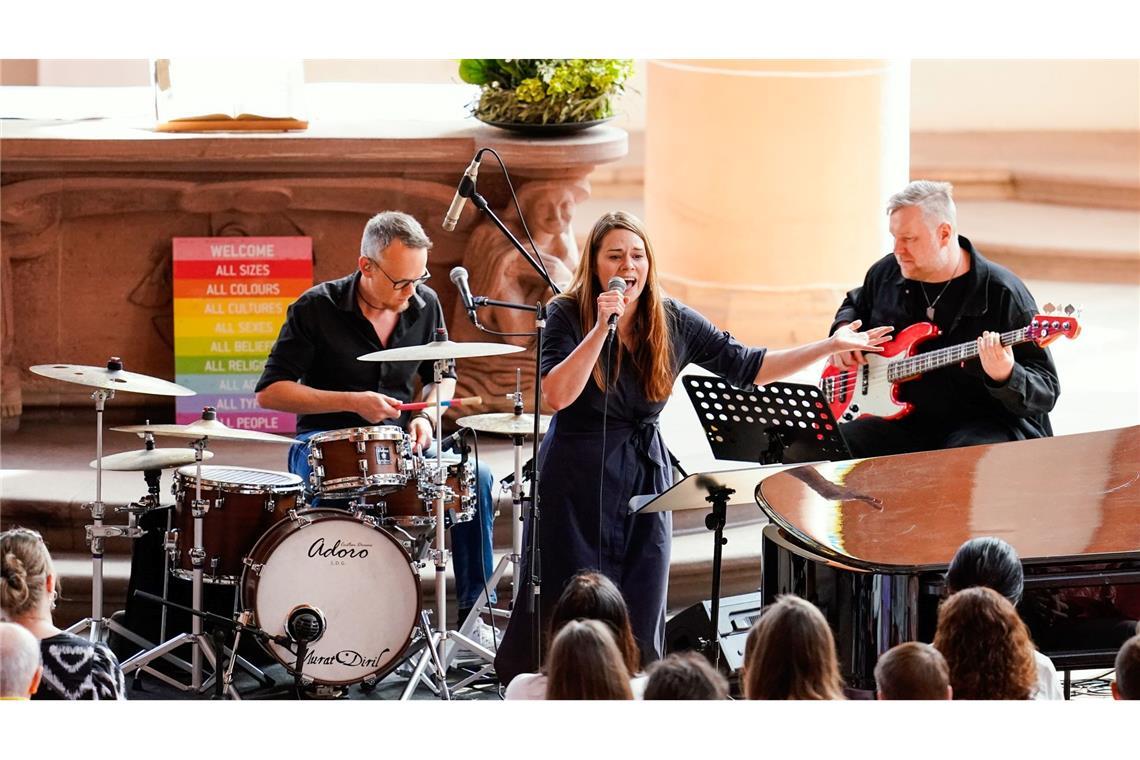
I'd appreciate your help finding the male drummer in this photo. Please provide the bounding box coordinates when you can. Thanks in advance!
[255,210,497,636]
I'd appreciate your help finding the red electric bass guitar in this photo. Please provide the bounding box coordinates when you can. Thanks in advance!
[820,305,1081,423]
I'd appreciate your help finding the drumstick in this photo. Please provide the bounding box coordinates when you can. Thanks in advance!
[398,395,482,412]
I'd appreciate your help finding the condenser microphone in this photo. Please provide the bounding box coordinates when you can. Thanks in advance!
[606,276,627,336]
[286,606,326,643]
[442,154,482,232]
[450,266,477,322]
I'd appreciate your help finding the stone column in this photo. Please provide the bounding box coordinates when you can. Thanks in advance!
[645,59,910,347]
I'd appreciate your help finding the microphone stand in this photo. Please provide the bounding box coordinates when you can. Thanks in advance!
[461,184,560,669]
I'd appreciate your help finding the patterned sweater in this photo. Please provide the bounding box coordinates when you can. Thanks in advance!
[32,631,127,700]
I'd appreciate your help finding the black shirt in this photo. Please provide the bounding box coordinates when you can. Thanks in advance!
[830,236,1059,440]
[255,272,456,434]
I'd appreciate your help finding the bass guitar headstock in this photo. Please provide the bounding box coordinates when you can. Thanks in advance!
[1029,303,1082,346]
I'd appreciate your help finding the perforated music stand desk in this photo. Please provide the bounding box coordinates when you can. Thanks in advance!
[681,376,850,464]
[631,464,807,668]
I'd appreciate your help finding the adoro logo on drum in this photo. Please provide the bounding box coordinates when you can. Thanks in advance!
[307,537,371,560]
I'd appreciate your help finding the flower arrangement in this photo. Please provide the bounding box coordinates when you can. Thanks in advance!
[459,59,634,126]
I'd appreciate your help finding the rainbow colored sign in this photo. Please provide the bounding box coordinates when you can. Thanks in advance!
[173,237,312,432]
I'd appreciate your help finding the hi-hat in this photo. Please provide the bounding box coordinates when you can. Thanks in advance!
[359,340,524,363]
[92,449,214,471]
[457,413,551,437]
[112,408,299,444]
[31,358,195,397]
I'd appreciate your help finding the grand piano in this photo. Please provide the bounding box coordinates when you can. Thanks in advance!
[754,425,1140,695]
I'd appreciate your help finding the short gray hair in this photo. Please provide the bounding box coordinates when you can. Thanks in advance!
[0,622,41,697]
[887,180,957,232]
[360,211,433,261]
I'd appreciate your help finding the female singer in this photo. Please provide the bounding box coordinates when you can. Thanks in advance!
[495,211,891,680]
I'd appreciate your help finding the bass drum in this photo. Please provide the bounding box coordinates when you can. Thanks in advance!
[241,509,421,686]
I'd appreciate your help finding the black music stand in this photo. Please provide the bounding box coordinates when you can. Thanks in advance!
[681,376,850,464]
[630,466,796,669]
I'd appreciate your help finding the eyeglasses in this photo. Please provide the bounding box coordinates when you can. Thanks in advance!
[370,259,432,290]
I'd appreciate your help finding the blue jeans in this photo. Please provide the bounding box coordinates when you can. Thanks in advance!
[288,428,496,609]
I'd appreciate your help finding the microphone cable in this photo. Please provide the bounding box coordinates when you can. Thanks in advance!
[479,147,558,295]
[597,328,618,573]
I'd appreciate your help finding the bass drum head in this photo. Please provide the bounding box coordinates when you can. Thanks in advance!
[242,510,420,686]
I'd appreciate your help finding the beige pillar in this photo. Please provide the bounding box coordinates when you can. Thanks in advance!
[645,59,910,346]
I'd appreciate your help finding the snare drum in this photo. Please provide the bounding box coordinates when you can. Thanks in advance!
[374,456,477,534]
[307,426,413,495]
[240,509,421,686]
[172,466,303,584]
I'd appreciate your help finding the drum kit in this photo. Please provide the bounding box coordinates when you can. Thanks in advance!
[30,338,551,700]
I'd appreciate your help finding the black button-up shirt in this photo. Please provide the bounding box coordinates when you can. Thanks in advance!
[255,271,456,434]
[830,236,1059,440]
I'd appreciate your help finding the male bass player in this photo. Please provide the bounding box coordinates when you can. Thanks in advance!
[829,180,1060,457]
[255,211,497,631]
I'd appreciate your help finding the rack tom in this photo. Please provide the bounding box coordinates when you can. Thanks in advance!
[307,426,413,495]
[171,466,303,584]
[372,456,477,536]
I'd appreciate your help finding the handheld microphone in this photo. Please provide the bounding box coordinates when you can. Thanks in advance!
[606,276,627,336]
[450,266,478,323]
[442,154,482,232]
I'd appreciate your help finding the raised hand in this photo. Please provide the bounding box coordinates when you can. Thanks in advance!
[829,319,894,360]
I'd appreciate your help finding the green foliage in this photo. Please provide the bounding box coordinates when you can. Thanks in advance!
[457,59,634,125]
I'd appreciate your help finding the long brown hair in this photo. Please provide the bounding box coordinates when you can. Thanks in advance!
[560,211,674,402]
[933,586,1038,700]
[545,619,634,700]
[547,571,640,675]
[742,595,845,700]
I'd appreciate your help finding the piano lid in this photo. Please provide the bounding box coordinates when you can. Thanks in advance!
[755,426,1140,572]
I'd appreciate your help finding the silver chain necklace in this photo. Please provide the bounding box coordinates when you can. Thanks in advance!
[918,255,963,321]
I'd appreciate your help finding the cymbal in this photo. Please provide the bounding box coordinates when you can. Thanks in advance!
[359,340,524,363]
[92,448,214,471]
[111,418,299,444]
[30,363,196,397]
[457,412,551,437]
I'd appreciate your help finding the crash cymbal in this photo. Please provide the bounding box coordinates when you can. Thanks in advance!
[30,359,196,397]
[359,340,523,363]
[457,412,551,437]
[112,410,299,445]
[92,448,214,471]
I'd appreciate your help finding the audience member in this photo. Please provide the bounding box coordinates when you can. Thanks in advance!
[1,527,126,700]
[934,586,1037,700]
[1112,632,1140,700]
[504,571,646,699]
[874,642,951,700]
[545,619,633,700]
[643,651,729,700]
[945,536,1063,699]
[742,595,845,700]
[0,621,42,699]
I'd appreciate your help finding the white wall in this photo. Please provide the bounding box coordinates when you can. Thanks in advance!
[910,59,1139,131]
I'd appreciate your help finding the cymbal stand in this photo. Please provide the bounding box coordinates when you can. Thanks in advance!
[65,386,146,642]
[444,370,528,676]
[114,434,197,685]
[119,435,239,698]
[400,345,469,700]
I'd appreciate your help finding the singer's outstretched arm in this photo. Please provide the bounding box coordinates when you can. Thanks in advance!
[752,320,893,386]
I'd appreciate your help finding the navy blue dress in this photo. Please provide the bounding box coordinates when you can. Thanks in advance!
[495,296,765,682]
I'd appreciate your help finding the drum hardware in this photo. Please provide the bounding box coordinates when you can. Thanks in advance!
[29,358,194,646]
[119,408,294,695]
[362,332,525,698]
[444,371,551,672]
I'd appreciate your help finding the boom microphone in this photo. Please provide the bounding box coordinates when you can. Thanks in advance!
[442,154,482,232]
[450,266,477,323]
